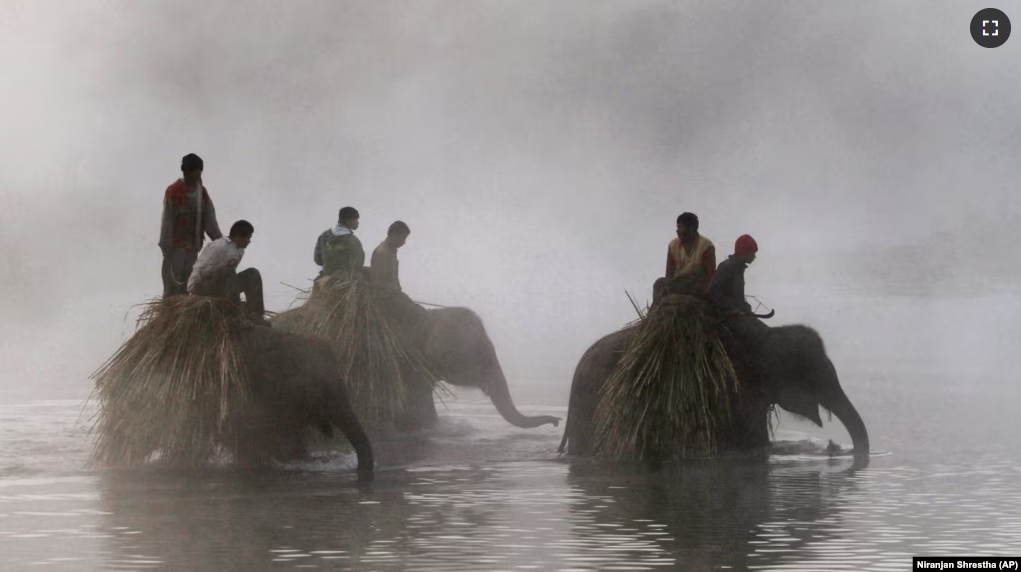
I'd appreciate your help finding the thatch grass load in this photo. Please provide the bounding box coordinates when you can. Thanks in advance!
[88,296,253,467]
[286,273,438,430]
[591,294,740,461]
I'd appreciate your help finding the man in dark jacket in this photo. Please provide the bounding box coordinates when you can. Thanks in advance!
[313,206,364,277]
[707,234,758,315]
[708,234,768,366]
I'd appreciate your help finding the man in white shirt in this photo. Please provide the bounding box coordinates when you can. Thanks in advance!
[188,220,269,326]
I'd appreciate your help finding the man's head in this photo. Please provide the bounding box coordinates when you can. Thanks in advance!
[386,220,410,249]
[734,234,758,264]
[676,212,699,243]
[181,153,204,186]
[338,206,360,231]
[229,220,254,249]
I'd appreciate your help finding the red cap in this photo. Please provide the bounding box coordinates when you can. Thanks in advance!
[734,234,758,256]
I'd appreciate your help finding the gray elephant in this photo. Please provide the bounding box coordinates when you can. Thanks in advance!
[273,305,560,431]
[229,328,374,474]
[92,323,374,475]
[558,314,870,459]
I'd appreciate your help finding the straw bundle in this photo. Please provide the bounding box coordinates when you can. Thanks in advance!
[88,296,253,467]
[287,273,437,430]
[591,294,739,461]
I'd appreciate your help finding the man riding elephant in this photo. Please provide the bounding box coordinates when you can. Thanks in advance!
[707,234,769,375]
[314,206,364,278]
[188,219,270,327]
[369,220,410,292]
[654,212,716,303]
[708,234,758,316]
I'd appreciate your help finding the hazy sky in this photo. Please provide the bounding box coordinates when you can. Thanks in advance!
[2,1,1019,401]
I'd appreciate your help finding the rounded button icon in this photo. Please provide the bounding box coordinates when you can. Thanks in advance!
[971,8,1011,48]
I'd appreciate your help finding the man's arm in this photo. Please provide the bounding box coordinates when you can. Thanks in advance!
[665,248,675,279]
[313,234,324,267]
[351,236,366,271]
[158,195,173,254]
[706,263,731,309]
[702,246,716,283]
[734,269,753,313]
[369,245,385,284]
[203,192,223,241]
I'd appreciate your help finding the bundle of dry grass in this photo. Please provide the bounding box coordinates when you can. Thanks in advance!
[591,294,739,461]
[288,273,437,430]
[89,296,253,467]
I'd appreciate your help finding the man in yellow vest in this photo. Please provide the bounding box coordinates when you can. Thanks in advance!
[654,212,716,302]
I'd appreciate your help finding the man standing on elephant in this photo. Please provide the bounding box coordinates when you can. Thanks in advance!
[708,234,758,316]
[369,220,410,292]
[314,206,365,278]
[654,212,716,301]
[159,153,224,298]
[188,219,269,326]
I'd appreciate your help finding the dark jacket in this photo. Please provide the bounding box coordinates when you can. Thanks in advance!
[314,227,365,277]
[707,255,752,314]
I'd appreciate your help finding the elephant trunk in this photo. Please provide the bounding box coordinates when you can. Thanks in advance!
[347,421,375,480]
[484,366,561,429]
[329,382,375,478]
[821,388,870,459]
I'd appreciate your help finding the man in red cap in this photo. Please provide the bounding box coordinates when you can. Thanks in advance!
[707,234,758,315]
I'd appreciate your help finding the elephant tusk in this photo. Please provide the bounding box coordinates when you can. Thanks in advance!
[749,309,775,319]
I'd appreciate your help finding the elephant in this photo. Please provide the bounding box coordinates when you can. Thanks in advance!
[272,304,560,432]
[558,309,870,460]
[230,327,374,475]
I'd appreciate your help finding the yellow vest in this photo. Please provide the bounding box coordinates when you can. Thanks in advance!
[668,235,714,279]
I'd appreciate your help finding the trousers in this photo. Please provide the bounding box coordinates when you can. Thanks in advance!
[161,249,199,298]
[191,268,265,316]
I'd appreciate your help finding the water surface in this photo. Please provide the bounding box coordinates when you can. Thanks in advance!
[2,372,1020,571]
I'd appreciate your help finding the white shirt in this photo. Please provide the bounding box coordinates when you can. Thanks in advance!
[187,237,245,293]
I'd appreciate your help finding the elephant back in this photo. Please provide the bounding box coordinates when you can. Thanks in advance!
[589,294,740,461]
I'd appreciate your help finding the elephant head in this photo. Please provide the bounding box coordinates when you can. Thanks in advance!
[754,325,870,458]
[235,328,374,476]
[560,316,869,459]
[423,307,561,429]
[271,303,560,431]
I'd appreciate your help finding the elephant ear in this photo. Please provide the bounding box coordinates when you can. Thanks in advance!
[776,386,823,427]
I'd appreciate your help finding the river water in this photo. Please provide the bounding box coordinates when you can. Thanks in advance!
[3,294,1021,571]
[2,370,1021,572]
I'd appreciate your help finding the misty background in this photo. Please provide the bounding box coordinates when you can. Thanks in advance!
[1,0,1018,404]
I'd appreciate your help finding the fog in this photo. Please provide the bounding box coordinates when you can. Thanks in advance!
[2,0,1019,403]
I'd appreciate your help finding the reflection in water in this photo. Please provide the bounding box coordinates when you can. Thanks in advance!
[564,458,865,571]
[5,397,1021,571]
[82,457,870,572]
[95,469,410,571]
